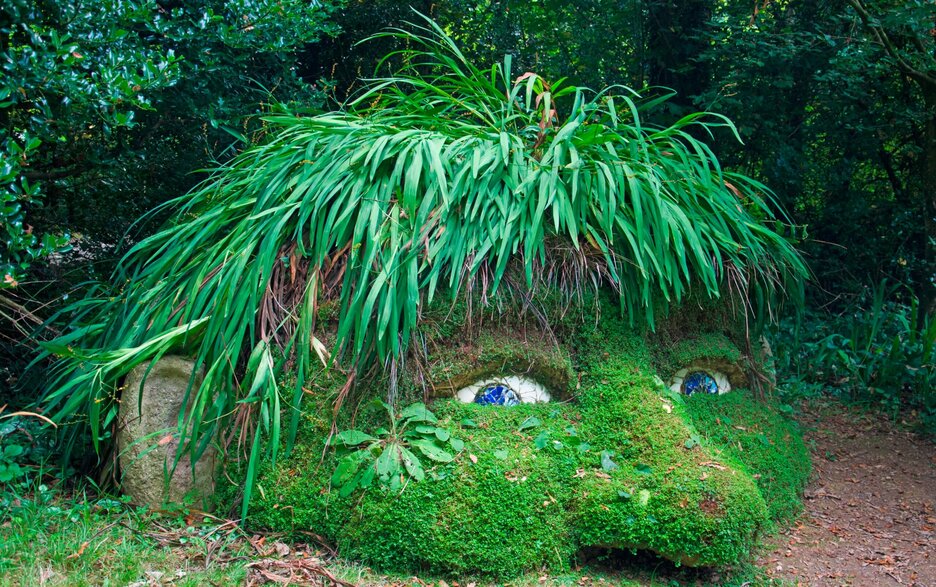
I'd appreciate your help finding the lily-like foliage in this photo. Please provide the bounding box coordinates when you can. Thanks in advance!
[37,15,806,518]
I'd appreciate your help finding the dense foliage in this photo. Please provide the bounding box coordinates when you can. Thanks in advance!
[309,1,933,305]
[1,0,338,288]
[772,282,936,434]
[0,0,930,541]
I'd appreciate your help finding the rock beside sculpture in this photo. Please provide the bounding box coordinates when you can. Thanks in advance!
[116,356,216,509]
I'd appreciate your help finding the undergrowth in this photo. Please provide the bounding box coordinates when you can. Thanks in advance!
[0,480,252,587]
[770,281,936,435]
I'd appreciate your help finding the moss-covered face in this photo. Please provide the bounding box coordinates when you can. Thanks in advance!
[247,301,809,579]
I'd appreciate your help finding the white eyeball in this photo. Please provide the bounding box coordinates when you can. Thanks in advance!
[456,376,551,405]
[669,368,731,396]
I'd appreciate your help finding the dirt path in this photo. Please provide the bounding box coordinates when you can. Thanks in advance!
[757,401,936,587]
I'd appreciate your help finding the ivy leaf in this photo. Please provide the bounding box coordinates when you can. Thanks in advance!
[493,448,509,460]
[618,490,632,500]
[3,445,24,458]
[577,442,591,453]
[449,437,464,452]
[518,416,541,432]
[534,431,549,449]
[600,450,619,472]
[635,463,653,476]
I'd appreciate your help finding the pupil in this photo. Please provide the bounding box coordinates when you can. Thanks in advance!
[682,371,718,396]
[474,385,521,406]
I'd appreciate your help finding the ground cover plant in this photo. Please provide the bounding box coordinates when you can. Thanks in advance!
[0,478,789,587]
[1,2,933,584]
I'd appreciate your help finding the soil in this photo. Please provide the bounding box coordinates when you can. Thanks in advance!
[757,401,936,587]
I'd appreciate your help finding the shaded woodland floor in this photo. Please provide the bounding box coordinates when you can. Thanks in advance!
[757,401,936,586]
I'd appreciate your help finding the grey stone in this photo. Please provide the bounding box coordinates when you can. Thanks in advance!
[116,356,216,509]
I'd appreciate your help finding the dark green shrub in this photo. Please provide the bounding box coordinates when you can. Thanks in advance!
[772,281,936,434]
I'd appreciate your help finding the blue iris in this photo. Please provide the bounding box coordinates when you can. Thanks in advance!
[682,371,719,396]
[474,385,521,406]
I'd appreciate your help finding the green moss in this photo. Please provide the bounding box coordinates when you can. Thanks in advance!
[684,393,810,524]
[574,320,769,567]
[242,301,808,579]
[425,329,575,396]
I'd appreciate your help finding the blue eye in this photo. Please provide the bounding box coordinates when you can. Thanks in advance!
[456,376,551,404]
[474,385,521,406]
[669,367,731,395]
[681,371,719,396]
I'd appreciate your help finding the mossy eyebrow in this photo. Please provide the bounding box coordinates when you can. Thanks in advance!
[423,330,574,400]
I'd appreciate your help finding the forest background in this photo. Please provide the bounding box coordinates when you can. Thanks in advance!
[2,0,935,442]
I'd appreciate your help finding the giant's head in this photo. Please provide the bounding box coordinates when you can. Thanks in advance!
[39,16,809,580]
[246,294,809,577]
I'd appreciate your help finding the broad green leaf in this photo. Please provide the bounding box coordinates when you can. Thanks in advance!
[334,430,377,447]
[518,416,541,431]
[600,450,619,472]
[399,403,438,423]
[332,453,363,487]
[400,446,425,482]
[375,444,401,480]
[410,439,453,462]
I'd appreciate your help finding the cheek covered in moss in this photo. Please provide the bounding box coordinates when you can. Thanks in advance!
[574,324,770,567]
[248,401,582,577]
[683,392,810,525]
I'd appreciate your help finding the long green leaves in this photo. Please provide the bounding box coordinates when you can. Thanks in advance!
[37,14,806,519]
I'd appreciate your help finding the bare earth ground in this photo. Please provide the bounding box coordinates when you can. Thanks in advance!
[757,401,936,587]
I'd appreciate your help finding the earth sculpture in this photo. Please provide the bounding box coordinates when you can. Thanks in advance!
[245,297,809,577]
[39,15,809,579]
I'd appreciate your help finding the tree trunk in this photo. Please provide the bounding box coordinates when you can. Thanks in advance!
[922,88,936,313]
[645,0,711,111]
